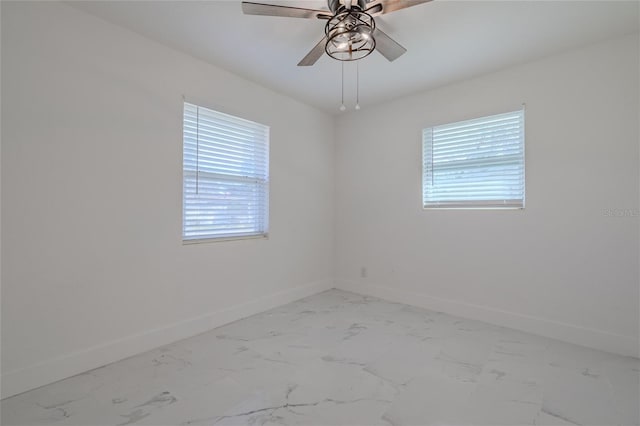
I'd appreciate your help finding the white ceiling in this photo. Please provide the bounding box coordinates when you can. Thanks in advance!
[70,0,639,114]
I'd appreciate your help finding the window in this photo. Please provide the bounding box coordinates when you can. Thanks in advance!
[183,102,269,242]
[422,109,525,209]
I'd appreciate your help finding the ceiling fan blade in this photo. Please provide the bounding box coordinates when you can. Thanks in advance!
[373,28,406,62]
[242,2,332,19]
[298,36,328,66]
[366,0,432,16]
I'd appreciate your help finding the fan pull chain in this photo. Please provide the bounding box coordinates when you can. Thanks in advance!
[355,61,361,111]
[340,62,346,111]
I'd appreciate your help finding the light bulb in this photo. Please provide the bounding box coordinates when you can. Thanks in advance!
[355,103,361,110]
[339,104,346,111]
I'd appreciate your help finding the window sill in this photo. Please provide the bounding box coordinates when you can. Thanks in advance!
[423,206,524,210]
[182,234,269,245]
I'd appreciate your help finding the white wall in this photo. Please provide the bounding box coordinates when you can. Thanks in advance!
[2,0,638,401]
[1,1,334,398]
[335,34,640,357]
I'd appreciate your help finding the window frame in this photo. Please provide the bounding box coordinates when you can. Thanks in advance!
[182,102,270,243]
[421,109,526,210]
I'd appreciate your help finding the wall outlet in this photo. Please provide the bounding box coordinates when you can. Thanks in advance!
[360,267,367,278]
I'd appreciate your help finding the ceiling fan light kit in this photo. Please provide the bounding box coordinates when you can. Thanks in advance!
[325,0,376,61]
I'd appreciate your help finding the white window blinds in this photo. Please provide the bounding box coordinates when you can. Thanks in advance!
[183,102,269,241]
[422,109,525,209]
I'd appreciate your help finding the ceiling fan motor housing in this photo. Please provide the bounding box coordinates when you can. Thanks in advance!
[328,0,369,13]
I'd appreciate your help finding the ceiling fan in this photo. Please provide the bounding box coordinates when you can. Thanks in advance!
[241,0,432,66]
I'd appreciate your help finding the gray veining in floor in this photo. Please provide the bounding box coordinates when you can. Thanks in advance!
[2,289,639,426]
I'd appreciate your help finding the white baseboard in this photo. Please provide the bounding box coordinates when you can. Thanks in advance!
[1,279,333,400]
[336,279,639,358]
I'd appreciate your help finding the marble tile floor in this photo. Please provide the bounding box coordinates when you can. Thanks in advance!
[2,289,639,426]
